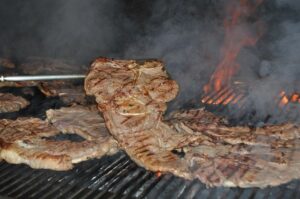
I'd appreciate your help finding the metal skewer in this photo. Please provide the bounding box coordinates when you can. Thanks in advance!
[0,74,86,82]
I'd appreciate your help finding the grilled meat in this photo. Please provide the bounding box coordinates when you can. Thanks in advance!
[170,109,300,147]
[85,58,192,179]
[170,108,300,187]
[0,58,15,68]
[0,93,29,113]
[18,57,88,105]
[0,79,86,106]
[85,58,300,188]
[20,57,87,75]
[0,117,117,170]
[0,138,108,171]
[46,105,118,144]
[38,81,87,105]
[0,81,37,89]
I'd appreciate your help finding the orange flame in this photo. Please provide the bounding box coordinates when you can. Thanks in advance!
[204,0,263,94]
[279,91,300,107]
[156,171,162,177]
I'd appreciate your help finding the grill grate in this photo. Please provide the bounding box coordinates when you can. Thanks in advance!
[1,151,300,199]
[201,85,300,126]
[1,85,300,198]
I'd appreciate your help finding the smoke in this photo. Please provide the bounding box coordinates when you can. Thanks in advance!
[275,0,300,10]
[125,0,300,117]
[245,1,300,120]
[125,0,265,109]
[0,0,134,62]
[125,1,226,109]
[1,0,300,117]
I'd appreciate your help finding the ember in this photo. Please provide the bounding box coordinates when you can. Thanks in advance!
[279,91,300,107]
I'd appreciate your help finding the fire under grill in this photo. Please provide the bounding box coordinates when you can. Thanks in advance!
[1,86,300,198]
[201,83,300,126]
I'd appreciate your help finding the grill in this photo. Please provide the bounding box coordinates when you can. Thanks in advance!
[0,85,300,198]
[1,152,300,199]
[201,83,300,126]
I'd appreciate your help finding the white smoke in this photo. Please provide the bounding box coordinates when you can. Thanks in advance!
[1,0,300,117]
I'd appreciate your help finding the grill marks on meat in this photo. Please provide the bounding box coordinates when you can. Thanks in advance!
[85,58,193,179]
[85,59,176,136]
[85,58,300,188]
[118,125,191,179]
[0,116,117,170]
[0,118,58,142]
[169,108,229,125]
[0,93,29,113]
[170,108,300,187]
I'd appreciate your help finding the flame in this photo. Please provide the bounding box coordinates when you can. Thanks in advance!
[156,171,162,177]
[223,93,235,105]
[279,91,300,107]
[291,94,299,102]
[204,0,263,94]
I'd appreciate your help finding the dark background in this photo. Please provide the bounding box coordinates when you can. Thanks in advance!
[0,0,299,110]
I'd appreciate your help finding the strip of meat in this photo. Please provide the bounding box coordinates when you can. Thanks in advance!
[0,93,29,113]
[184,143,300,187]
[85,58,300,188]
[169,108,228,125]
[85,58,193,179]
[46,105,115,141]
[20,57,87,75]
[0,118,59,142]
[0,117,117,170]
[18,57,88,105]
[0,58,15,68]
[0,80,86,106]
[170,109,300,147]
[0,81,37,89]
[38,81,87,105]
[170,108,300,187]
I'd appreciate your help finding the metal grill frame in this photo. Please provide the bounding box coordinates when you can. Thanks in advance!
[0,151,300,199]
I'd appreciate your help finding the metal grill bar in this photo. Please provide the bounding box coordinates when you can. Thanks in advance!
[5,172,43,197]
[146,174,174,198]
[120,169,152,198]
[108,166,141,194]
[132,173,162,198]
[0,169,36,194]
[183,181,204,198]
[0,152,300,198]
[39,166,101,199]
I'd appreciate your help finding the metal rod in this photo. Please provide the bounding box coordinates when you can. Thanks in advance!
[0,74,86,82]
